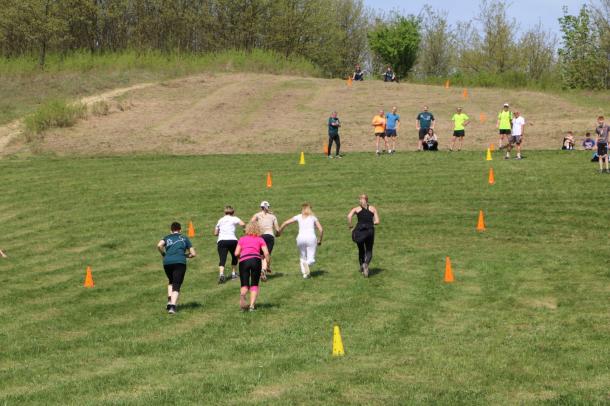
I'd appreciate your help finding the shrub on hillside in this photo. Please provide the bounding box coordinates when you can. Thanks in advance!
[24,100,86,137]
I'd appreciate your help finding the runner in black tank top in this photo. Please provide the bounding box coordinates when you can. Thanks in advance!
[347,194,380,277]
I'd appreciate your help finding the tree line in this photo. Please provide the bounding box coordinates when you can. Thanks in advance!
[0,0,608,89]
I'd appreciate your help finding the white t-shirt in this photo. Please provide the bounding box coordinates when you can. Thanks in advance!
[216,215,242,241]
[512,116,525,136]
[293,214,318,241]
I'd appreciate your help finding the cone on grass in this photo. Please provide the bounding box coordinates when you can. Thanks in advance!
[324,143,329,155]
[463,88,469,99]
[490,143,495,152]
[84,266,94,288]
[299,151,305,165]
[332,325,345,356]
[266,172,272,188]
[488,167,495,185]
[444,257,455,283]
[486,148,492,161]
[476,210,486,232]
[347,77,353,87]
[479,112,487,123]
[444,80,450,89]
[187,221,195,238]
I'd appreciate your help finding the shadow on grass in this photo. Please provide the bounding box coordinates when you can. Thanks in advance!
[266,272,284,279]
[255,302,279,309]
[310,269,327,278]
[368,268,384,277]
[179,301,203,311]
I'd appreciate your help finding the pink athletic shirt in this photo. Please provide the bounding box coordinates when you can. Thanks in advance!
[237,235,267,262]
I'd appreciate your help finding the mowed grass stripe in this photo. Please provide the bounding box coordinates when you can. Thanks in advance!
[0,151,608,404]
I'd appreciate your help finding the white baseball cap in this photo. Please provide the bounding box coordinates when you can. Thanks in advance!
[503,103,509,107]
[260,201,270,209]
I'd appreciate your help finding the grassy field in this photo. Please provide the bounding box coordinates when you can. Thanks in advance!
[0,150,608,404]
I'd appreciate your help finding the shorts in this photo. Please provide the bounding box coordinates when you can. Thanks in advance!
[217,240,238,267]
[375,132,386,138]
[418,128,429,140]
[499,129,511,135]
[453,130,465,137]
[598,142,608,157]
[262,234,275,253]
[385,129,397,137]
[239,258,262,288]
[164,263,187,292]
[509,135,522,145]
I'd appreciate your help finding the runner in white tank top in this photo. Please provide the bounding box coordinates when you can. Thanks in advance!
[279,203,324,279]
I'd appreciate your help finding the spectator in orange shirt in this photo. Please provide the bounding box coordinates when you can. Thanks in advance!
[372,110,388,156]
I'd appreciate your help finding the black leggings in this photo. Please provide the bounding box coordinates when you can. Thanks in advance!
[164,263,187,292]
[239,258,262,287]
[354,229,374,266]
[261,234,275,253]
[328,134,341,156]
[217,240,238,267]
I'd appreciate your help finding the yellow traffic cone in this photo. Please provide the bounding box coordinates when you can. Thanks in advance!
[486,148,492,161]
[299,151,305,165]
[332,325,345,356]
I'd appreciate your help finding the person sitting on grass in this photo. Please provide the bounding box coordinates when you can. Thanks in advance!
[352,64,364,81]
[383,66,397,82]
[422,128,438,151]
[562,131,575,150]
[0,249,6,258]
[582,132,596,150]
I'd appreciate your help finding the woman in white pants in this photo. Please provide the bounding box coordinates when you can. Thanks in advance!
[279,203,323,279]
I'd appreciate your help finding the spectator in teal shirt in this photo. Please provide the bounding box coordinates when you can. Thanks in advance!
[327,111,342,158]
[157,222,196,314]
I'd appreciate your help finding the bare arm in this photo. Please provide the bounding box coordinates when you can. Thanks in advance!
[347,207,358,228]
[261,245,270,264]
[279,217,297,234]
[431,118,435,129]
[157,240,166,257]
[0,249,6,258]
[370,206,380,225]
[315,220,324,245]
[213,227,219,236]
[187,247,197,258]
[415,119,420,130]
[464,120,471,127]
[235,244,241,258]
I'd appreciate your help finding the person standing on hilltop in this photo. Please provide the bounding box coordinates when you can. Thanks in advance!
[595,115,609,174]
[506,110,525,160]
[385,106,400,154]
[450,107,470,152]
[416,105,435,152]
[352,64,364,81]
[372,109,388,156]
[327,111,342,158]
[497,103,513,149]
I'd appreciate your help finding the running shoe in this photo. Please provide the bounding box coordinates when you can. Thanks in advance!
[362,263,369,278]
[168,305,176,314]
[166,302,171,311]
[335,155,342,159]
[359,263,364,273]
[231,272,238,280]
[376,150,381,156]
[504,155,510,160]
[515,156,522,160]
[303,274,311,279]
[218,274,226,284]
[328,155,333,159]
[249,305,256,312]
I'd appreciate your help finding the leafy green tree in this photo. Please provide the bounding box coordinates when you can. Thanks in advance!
[367,15,420,78]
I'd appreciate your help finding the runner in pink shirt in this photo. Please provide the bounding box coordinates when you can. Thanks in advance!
[235,222,270,311]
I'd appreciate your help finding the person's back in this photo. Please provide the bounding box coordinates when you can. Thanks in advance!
[255,212,278,236]
[295,214,317,239]
[163,233,192,265]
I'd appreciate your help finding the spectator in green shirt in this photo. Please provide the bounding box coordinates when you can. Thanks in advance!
[497,103,513,149]
[327,111,342,158]
[157,222,197,314]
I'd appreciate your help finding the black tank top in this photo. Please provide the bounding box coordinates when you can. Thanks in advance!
[356,206,374,228]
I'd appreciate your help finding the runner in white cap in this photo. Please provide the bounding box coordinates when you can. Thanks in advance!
[251,201,280,276]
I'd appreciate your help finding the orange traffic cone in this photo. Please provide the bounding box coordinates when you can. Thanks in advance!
[479,112,487,123]
[444,80,450,89]
[488,167,495,185]
[490,143,495,152]
[84,266,94,288]
[187,221,195,238]
[476,210,486,232]
[444,257,454,283]
[463,88,469,99]
[347,77,353,87]
[266,172,272,188]
[324,143,329,155]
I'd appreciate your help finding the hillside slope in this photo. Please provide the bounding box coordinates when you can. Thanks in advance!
[4,73,605,155]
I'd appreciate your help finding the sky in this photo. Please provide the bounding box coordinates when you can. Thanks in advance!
[363,0,586,34]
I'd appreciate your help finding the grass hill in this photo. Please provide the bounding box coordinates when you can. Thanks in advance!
[1,72,609,157]
[0,151,608,404]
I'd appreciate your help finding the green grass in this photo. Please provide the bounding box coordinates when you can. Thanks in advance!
[0,151,608,404]
[23,99,86,136]
[0,50,320,125]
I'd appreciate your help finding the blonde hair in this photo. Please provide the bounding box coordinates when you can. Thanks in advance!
[359,194,369,202]
[245,221,261,236]
[301,203,313,216]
